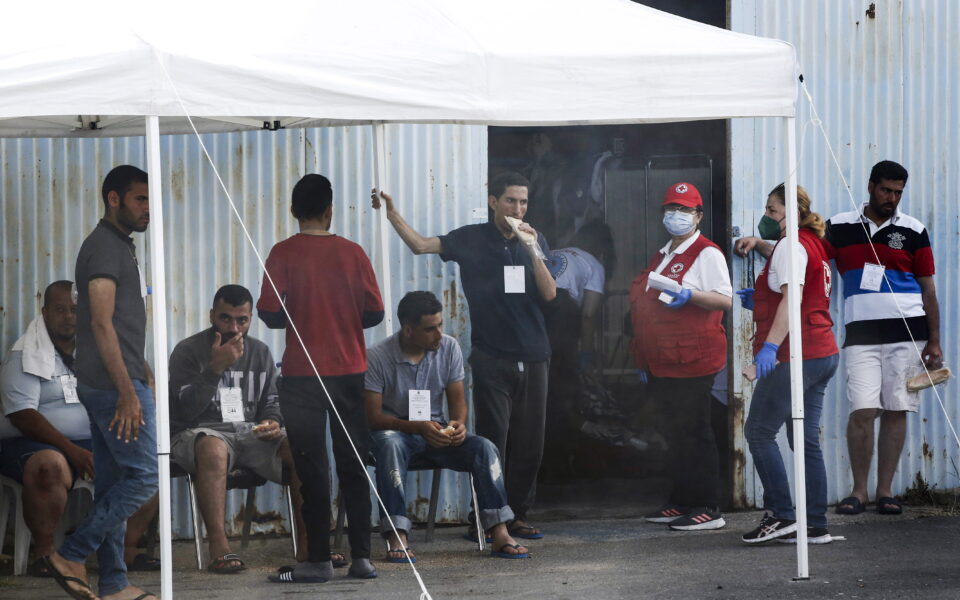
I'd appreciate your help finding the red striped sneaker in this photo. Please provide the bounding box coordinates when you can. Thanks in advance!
[644,505,690,524]
[668,507,726,531]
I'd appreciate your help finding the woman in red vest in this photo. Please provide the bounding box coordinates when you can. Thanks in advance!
[630,182,732,531]
[737,184,839,545]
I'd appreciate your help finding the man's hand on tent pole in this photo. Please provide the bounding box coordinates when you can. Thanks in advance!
[371,188,395,214]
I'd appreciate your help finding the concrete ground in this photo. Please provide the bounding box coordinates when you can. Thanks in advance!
[3,505,959,599]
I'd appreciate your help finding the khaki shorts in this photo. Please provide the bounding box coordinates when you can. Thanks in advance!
[171,423,286,483]
[845,341,925,413]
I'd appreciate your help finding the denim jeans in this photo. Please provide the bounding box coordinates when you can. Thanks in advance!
[60,380,159,596]
[371,429,513,533]
[745,354,839,528]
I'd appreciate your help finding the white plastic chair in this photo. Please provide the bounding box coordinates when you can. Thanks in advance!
[0,473,94,575]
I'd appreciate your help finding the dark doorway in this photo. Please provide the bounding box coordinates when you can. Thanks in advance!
[488,1,732,519]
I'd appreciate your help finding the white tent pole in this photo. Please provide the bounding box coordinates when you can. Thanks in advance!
[146,115,174,600]
[372,122,395,332]
[782,116,809,579]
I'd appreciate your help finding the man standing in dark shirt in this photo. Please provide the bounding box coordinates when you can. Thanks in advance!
[258,174,384,584]
[47,165,159,600]
[168,284,306,573]
[372,171,556,539]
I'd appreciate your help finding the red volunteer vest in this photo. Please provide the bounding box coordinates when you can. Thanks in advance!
[629,234,727,378]
[752,228,839,362]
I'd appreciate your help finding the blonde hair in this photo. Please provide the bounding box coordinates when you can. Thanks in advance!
[768,183,826,239]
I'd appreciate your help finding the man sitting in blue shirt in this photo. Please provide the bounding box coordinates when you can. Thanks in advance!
[364,291,529,562]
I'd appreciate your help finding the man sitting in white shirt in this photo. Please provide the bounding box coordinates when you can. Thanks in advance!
[0,281,159,576]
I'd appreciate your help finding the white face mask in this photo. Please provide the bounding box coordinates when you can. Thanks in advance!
[662,210,696,236]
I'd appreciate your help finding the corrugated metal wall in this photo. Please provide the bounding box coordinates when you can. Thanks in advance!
[731,1,960,506]
[0,124,487,537]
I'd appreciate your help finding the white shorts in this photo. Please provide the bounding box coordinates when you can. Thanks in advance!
[844,341,926,413]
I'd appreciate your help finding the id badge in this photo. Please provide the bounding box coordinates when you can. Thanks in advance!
[60,375,80,404]
[218,387,244,422]
[860,263,885,292]
[504,266,525,294]
[408,389,431,421]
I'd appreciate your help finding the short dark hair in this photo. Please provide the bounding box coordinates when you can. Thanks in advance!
[291,174,333,220]
[213,284,253,308]
[489,171,530,199]
[101,165,148,208]
[397,291,443,327]
[869,160,908,185]
[43,280,74,307]
[571,220,616,275]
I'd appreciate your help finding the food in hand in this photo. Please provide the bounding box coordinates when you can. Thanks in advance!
[440,425,455,435]
[906,367,951,392]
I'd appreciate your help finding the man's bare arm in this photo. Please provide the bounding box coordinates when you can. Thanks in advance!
[372,190,442,255]
[8,409,95,477]
[918,276,943,368]
[517,223,557,302]
[88,278,142,441]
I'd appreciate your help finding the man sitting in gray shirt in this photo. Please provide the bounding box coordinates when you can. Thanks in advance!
[169,285,306,573]
[364,291,529,562]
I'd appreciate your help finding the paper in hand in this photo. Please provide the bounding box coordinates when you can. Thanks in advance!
[504,216,546,259]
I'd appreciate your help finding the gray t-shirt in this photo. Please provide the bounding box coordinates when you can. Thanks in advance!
[0,350,91,440]
[364,333,464,422]
[74,219,147,390]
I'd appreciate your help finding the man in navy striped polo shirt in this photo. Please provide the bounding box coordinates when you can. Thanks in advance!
[824,160,943,516]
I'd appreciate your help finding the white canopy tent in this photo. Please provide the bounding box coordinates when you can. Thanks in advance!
[1,0,808,595]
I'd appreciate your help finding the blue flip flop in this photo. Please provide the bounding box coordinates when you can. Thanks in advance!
[491,543,529,559]
[508,523,544,540]
[835,496,865,515]
[462,531,493,544]
[386,548,417,564]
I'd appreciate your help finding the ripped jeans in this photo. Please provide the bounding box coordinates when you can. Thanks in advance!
[370,429,513,534]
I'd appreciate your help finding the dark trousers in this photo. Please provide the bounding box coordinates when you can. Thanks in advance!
[648,373,720,509]
[280,374,371,561]
[468,347,549,520]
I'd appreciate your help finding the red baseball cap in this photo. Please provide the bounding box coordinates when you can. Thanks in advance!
[662,182,702,208]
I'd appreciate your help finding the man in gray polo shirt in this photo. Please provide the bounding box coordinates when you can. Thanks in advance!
[46,165,159,600]
[364,291,529,563]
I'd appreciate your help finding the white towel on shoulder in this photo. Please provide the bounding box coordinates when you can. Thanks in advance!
[10,315,57,380]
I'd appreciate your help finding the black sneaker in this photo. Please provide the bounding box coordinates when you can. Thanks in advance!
[644,504,690,524]
[777,526,833,545]
[741,513,797,544]
[668,507,726,531]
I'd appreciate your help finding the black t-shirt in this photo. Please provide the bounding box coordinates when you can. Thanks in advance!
[439,221,551,362]
[74,219,147,390]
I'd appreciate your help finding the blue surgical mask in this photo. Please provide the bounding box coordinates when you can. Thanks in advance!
[662,210,696,236]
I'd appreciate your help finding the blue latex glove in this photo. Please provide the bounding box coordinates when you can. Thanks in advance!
[664,287,692,309]
[636,369,649,384]
[736,288,755,311]
[755,342,779,379]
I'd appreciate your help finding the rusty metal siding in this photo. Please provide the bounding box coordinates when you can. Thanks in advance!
[0,124,486,538]
[731,1,960,507]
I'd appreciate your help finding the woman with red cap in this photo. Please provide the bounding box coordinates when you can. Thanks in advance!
[629,182,732,531]
[734,184,839,544]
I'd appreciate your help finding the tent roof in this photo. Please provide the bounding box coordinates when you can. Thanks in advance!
[0,0,797,137]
